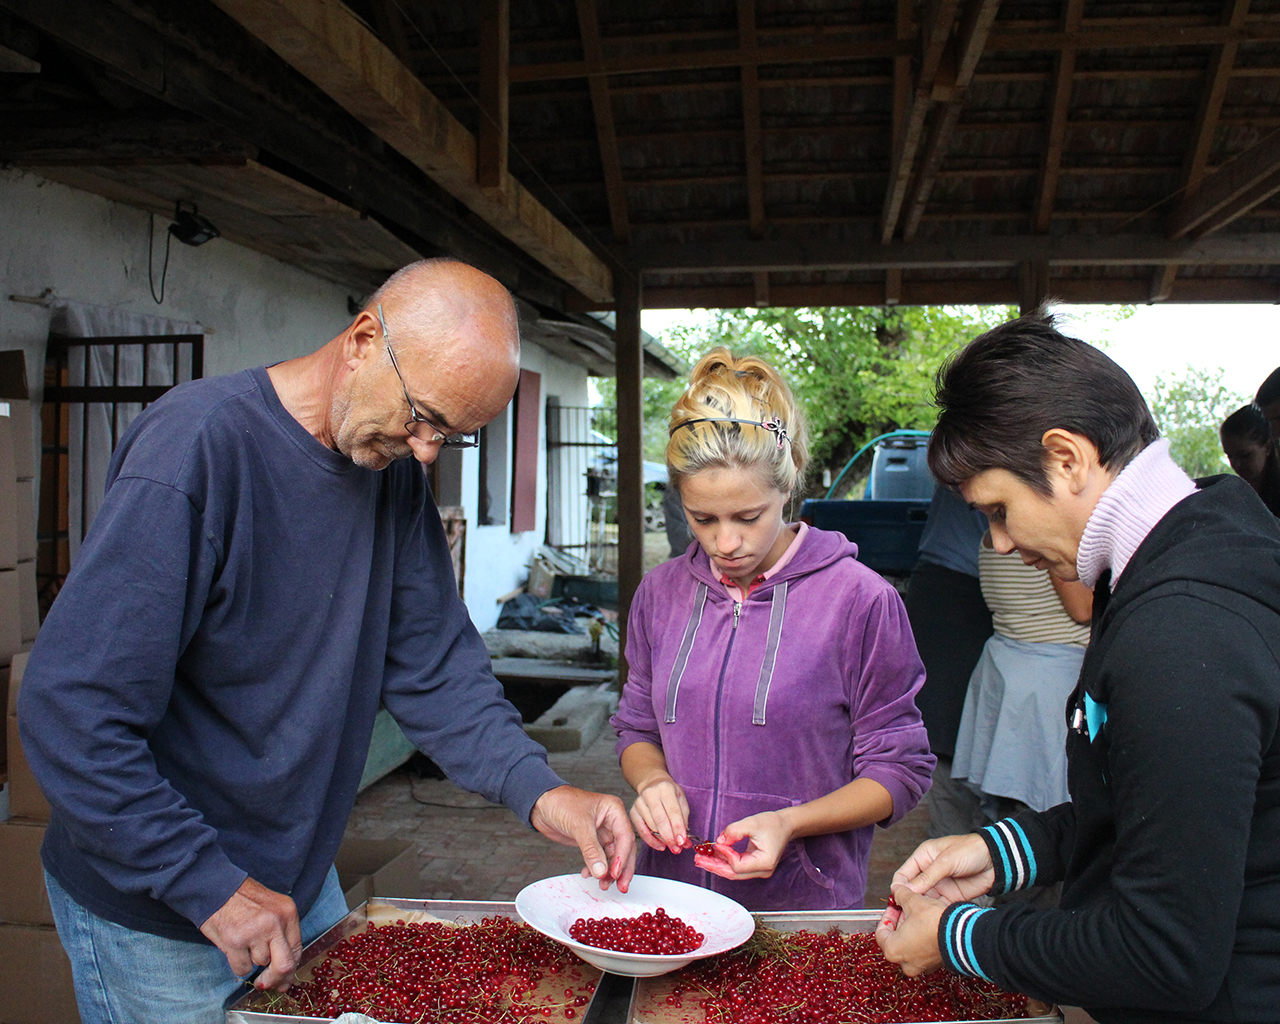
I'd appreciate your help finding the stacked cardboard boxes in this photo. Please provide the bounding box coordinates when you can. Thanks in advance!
[3,654,77,1024]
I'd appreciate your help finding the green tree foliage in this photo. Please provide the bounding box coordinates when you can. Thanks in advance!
[1146,366,1245,480]
[600,306,1014,500]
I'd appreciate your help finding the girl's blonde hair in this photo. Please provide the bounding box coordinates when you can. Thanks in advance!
[666,347,808,495]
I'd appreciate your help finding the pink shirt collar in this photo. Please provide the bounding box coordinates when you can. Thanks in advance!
[720,521,810,601]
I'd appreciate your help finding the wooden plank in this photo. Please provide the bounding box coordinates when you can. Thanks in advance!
[490,658,616,686]
[477,0,509,189]
[2,0,574,311]
[1033,0,1085,234]
[739,0,766,238]
[633,276,1280,309]
[1167,130,1280,239]
[576,0,630,243]
[880,0,962,243]
[207,0,613,303]
[509,36,911,83]
[628,232,1280,272]
[901,0,1003,240]
[613,273,644,690]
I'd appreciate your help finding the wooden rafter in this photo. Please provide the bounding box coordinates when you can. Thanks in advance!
[1033,0,1085,235]
[207,0,613,303]
[576,0,630,243]
[1167,129,1280,240]
[628,232,1280,273]
[1154,0,1252,299]
[507,21,1280,84]
[901,0,1002,240]
[886,0,912,297]
[880,0,962,243]
[367,0,411,65]
[476,0,509,189]
[739,0,765,238]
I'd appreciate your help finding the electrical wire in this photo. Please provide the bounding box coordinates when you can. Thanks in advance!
[147,212,172,304]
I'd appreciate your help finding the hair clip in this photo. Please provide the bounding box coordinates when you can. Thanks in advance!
[670,416,790,449]
[760,416,788,450]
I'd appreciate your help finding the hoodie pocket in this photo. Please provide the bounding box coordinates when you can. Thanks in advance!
[688,786,841,911]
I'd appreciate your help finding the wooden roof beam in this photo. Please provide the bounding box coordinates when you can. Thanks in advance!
[575,0,630,243]
[1155,0,1252,295]
[628,232,1280,272]
[739,0,766,239]
[901,0,1002,241]
[880,0,963,243]
[476,0,509,189]
[885,0,912,298]
[207,0,612,303]
[506,21,1280,84]
[1033,0,1085,235]
[1167,129,1280,239]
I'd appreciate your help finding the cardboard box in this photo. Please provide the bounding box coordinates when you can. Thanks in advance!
[0,922,78,1024]
[0,820,52,926]
[334,838,420,912]
[6,399,34,482]
[14,480,35,563]
[7,653,49,822]
[0,410,17,571]
[0,569,21,665]
[16,560,37,644]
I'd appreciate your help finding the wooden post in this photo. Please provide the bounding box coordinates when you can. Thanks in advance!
[477,0,509,189]
[614,271,645,686]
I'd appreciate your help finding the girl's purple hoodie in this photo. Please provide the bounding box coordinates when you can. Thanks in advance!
[612,526,934,911]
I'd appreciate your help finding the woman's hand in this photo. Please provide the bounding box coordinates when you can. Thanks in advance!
[892,833,995,903]
[692,811,789,880]
[875,885,947,977]
[629,778,692,855]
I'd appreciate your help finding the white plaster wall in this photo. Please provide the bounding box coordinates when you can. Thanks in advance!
[462,343,591,631]
[1,167,592,630]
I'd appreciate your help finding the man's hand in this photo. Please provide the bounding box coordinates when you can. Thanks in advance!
[200,877,302,991]
[531,785,638,891]
[875,884,947,976]
[892,833,995,903]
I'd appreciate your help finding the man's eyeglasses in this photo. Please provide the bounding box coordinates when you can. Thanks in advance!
[377,304,479,449]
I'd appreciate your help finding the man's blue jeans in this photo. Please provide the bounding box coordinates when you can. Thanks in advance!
[45,867,349,1024]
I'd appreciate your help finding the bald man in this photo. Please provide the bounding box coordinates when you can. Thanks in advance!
[18,259,637,1024]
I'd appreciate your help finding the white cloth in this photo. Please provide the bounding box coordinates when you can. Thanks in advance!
[952,633,1085,812]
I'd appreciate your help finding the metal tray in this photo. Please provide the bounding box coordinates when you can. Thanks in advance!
[226,898,610,1023]
[626,910,1062,1024]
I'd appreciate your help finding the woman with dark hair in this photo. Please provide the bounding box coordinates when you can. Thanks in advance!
[1220,403,1280,516]
[875,312,1280,1024]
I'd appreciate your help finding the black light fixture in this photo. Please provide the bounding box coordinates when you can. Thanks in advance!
[168,200,219,247]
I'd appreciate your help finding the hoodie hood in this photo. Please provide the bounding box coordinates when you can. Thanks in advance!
[683,523,860,594]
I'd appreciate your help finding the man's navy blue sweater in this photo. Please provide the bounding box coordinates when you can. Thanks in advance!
[18,367,562,941]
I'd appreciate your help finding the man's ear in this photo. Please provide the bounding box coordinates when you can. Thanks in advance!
[1041,428,1101,495]
[344,309,381,371]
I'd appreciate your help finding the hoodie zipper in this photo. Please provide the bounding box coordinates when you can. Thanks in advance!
[707,598,742,855]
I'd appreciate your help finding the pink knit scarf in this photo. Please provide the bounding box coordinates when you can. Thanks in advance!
[1076,439,1196,591]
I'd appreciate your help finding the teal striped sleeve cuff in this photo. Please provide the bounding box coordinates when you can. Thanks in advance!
[979,819,1038,894]
[938,903,995,980]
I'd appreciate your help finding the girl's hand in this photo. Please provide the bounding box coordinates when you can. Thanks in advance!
[693,811,788,880]
[629,779,692,854]
[892,833,995,903]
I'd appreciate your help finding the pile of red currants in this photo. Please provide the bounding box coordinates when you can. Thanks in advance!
[569,907,705,955]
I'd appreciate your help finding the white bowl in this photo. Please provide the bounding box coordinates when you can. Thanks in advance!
[514,873,755,977]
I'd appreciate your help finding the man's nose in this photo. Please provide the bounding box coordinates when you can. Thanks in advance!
[408,434,442,465]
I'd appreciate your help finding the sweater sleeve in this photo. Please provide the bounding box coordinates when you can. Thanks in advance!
[379,482,564,825]
[935,593,1278,1012]
[610,574,662,755]
[17,476,247,929]
[849,587,936,827]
